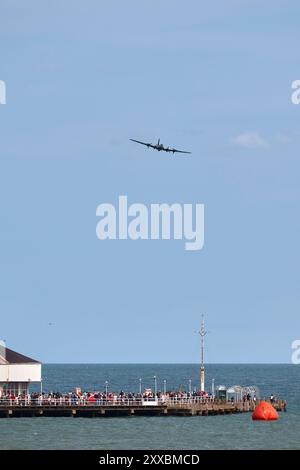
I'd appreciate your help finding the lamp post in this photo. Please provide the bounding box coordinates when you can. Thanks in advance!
[153,376,157,396]
[163,379,167,395]
[105,381,108,399]
[188,379,192,395]
[139,378,142,395]
[40,378,43,396]
[212,378,215,400]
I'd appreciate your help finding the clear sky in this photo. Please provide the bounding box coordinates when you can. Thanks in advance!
[1,1,300,363]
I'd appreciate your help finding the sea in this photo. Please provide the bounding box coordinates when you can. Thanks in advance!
[0,364,299,450]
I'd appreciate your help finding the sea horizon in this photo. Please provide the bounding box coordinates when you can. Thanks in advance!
[42,362,294,365]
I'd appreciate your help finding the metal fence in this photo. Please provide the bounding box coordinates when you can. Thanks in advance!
[0,396,251,408]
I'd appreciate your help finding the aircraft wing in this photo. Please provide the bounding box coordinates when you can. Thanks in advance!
[130,138,154,148]
[172,148,191,154]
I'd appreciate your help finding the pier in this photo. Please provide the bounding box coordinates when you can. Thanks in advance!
[0,398,286,418]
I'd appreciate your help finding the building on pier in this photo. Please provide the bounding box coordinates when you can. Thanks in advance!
[0,342,41,397]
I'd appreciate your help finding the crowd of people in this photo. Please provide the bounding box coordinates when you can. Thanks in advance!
[0,386,283,408]
[0,388,215,406]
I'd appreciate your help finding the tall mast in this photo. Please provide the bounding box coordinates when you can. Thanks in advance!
[196,315,207,392]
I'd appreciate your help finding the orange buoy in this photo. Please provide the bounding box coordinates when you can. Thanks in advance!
[252,401,279,421]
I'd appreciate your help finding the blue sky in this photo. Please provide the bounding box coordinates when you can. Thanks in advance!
[0,1,300,363]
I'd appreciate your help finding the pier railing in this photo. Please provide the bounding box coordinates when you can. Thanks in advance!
[0,397,203,407]
[0,396,284,408]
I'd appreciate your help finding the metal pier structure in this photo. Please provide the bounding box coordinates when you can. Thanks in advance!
[0,398,287,418]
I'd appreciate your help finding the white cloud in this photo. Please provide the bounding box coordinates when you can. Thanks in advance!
[231,132,268,149]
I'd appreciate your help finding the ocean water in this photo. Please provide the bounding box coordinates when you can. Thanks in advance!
[0,364,299,450]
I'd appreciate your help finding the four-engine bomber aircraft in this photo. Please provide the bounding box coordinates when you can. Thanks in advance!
[130,138,191,154]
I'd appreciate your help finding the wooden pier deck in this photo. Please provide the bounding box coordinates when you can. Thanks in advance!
[0,399,286,418]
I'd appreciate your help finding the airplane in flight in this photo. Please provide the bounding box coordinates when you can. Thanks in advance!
[130,138,191,154]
